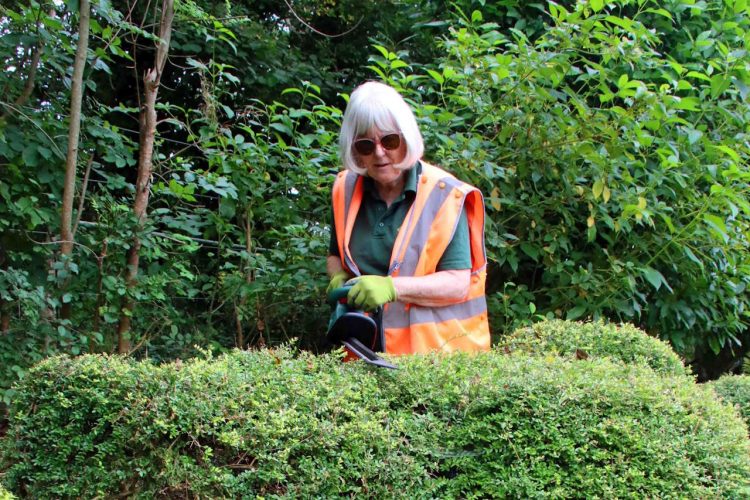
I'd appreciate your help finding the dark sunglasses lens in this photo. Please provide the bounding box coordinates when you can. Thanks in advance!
[381,134,401,150]
[354,139,376,155]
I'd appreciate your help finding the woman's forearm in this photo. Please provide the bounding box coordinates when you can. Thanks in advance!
[392,269,470,307]
[328,255,469,307]
[327,255,346,277]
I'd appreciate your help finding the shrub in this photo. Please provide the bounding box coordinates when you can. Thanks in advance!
[397,0,750,356]
[708,374,750,428]
[0,482,13,500]
[1,349,748,498]
[498,319,690,377]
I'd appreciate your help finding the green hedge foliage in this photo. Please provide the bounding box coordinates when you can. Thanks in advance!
[0,483,12,500]
[2,349,748,498]
[498,320,690,377]
[708,374,750,428]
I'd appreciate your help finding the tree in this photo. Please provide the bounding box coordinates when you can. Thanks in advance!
[59,0,90,320]
[116,0,175,352]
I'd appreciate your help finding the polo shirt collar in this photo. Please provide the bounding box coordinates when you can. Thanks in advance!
[362,161,421,201]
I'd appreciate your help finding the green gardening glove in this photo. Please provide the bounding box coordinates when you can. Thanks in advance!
[345,275,397,311]
[326,270,351,295]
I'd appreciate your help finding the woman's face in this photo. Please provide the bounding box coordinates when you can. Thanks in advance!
[354,127,407,188]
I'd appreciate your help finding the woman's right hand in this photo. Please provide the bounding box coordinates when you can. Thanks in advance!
[326,270,351,295]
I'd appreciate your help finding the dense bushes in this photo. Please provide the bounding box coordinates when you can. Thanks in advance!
[2,0,749,407]
[498,320,690,376]
[2,345,749,498]
[396,0,750,357]
[708,374,750,428]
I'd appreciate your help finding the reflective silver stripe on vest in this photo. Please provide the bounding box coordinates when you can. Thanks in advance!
[397,175,464,277]
[385,296,487,329]
[383,301,410,329]
[342,172,361,276]
[412,295,487,325]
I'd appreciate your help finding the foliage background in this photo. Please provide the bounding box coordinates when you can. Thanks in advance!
[0,0,749,407]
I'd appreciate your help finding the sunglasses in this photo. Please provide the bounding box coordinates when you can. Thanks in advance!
[353,133,402,156]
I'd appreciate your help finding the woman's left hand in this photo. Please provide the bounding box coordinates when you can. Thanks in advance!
[345,275,397,311]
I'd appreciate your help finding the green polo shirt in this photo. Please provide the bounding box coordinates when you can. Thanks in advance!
[329,162,471,276]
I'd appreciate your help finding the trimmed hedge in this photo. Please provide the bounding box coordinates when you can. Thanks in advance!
[1,349,749,498]
[499,320,690,377]
[0,484,12,500]
[708,374,750,429]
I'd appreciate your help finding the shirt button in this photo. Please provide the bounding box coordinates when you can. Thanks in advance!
[379,222,384,227]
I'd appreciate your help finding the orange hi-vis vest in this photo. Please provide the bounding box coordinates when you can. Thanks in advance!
[332,162,490,354]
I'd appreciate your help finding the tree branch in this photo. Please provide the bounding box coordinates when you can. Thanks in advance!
[282,0,362,38]
[72,153,95,238]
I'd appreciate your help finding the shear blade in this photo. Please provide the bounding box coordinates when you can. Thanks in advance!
[343,338,397,370]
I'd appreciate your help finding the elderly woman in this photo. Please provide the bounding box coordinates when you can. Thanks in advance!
[327,81,490,354]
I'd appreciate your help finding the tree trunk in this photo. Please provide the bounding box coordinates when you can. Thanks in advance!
[91,239,107,350]
[116,0,175,353]
[59,0,91,320]
[234,208,255,349]
[0,6,53,120]
[0,244,8,334]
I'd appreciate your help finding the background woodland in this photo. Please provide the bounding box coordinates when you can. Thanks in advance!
[1,0,749,408]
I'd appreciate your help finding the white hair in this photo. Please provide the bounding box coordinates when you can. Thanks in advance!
[339,81,424,174]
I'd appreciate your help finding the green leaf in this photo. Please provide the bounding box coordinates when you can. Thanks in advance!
[66,0,80,14]
[590,0,604,12]
[659,214,675,234]
[686,128,703,145]
[644,8,673,19]
[617,74,628,89]
[710,144,740,163]
[673,97,700,111]
[641,267,671,292]
[592,179,604,199]
[685,70,711,82]
[566,305,587,320]
[269,122,293,136]
[604,16,634,31]
[708,336,721,354]
[703,214,729,243]
[372,45,389,59]
[22,145,40,167]
[222,72,240,85]
[426,69,444,85]
[710,74,731,98]
[682,247,704,270]
[587,225,597,242]
[520,242,540,261]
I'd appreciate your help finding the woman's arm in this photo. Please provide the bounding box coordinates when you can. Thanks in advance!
[392,269,470,307]
[327,255,346,277]
[330,254,470,307]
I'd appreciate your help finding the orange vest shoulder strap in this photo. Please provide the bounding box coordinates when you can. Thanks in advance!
[332,170,364,275]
